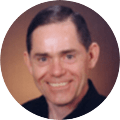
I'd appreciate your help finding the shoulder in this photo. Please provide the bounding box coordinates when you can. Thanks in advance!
[22,96,46,108]
[89,80,106,103]
[22,96,48,117]
[83,80,106,112]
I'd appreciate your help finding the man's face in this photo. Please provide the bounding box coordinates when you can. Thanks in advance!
[28,20,91,105]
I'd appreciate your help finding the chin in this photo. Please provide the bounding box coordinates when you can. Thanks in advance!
[52,99,72,106]
[47,93,76,106]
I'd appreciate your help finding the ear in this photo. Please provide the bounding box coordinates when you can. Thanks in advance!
[23,51,33,75]
[88,42,100,69]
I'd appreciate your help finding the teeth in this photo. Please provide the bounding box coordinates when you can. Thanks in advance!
[49,82,68,87]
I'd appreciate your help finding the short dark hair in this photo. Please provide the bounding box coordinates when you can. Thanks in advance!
[26,5,92,54]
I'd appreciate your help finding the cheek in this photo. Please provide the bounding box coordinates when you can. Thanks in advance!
[67,60,89,79]
[32,65,48,83]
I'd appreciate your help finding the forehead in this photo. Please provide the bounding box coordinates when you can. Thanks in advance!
[31,20,85,54]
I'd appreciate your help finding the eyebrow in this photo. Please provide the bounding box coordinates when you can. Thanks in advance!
[33,49,77,58]
[33,53,49,58]
[60,49,77,54]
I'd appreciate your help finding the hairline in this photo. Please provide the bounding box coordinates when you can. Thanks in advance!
[28,17,90,55]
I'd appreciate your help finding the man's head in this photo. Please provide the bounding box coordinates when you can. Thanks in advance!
[24,5,100,106]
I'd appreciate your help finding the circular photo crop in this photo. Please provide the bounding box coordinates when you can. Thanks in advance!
[1,1,119,120]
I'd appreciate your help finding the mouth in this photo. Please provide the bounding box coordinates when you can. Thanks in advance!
[46,79,73,89]
[48,82,69,87]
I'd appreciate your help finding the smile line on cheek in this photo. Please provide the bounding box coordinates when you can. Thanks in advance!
[36,70,48,84]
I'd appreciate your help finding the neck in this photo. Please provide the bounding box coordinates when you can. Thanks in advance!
[47,83,89,120]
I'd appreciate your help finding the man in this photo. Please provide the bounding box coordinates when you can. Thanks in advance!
[23,5,106,119]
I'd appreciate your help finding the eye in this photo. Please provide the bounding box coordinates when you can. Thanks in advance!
[35,56,50,66]
[39,57,47,62]
[63,53,76,64]
[66,54,74,59]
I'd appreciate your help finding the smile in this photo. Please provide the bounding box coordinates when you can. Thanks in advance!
[48,82,69,87]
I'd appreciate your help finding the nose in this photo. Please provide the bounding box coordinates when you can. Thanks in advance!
[50,58,66,77]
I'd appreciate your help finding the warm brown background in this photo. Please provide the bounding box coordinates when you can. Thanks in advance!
[1,1,119,105]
